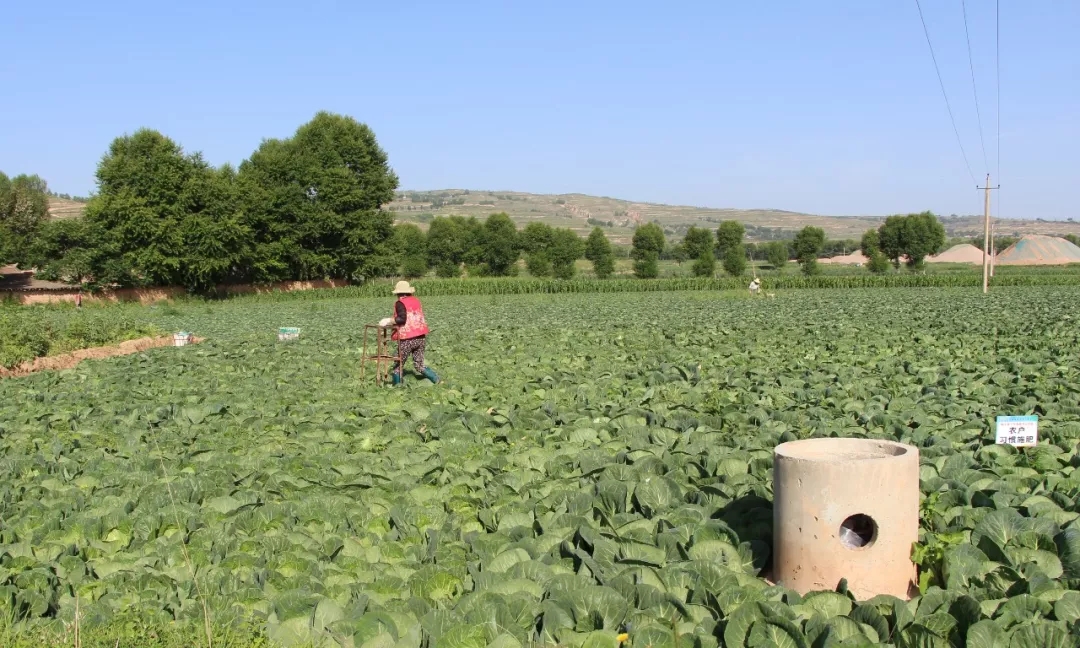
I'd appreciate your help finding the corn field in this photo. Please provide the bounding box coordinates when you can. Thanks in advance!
[218,272,1080,302]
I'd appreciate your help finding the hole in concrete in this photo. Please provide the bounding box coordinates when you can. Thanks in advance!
[839,514,877,549]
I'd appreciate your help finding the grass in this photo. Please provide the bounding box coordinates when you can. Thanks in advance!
[0,301,163,368]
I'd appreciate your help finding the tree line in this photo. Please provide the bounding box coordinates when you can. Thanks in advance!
[0,111,1003,290]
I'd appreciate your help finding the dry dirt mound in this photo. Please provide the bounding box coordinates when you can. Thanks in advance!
[819,251,868,265]
[928,243,986,264]
[996,235,1080,266]
[0,335,203,379]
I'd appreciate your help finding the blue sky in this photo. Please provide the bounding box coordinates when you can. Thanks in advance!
[1,1,1076,219]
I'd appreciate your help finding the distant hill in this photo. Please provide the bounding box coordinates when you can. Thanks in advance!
[49,191,1080,243]
[389,190,1080,243]
[47,197,87,219]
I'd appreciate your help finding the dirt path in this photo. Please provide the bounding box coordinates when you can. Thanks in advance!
[0,335,204,379]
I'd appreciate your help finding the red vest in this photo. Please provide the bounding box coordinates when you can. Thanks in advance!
[392,296,429,340]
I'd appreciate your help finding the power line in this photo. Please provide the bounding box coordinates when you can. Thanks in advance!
[995,0,1001,182]
[961,0,990,172]
[913,0,978,185]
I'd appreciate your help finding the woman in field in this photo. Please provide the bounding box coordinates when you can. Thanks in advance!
[383,280,439,385]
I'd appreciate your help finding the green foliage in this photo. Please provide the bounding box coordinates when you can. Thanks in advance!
[860,229,881,257]
[723,244,747,277]
[792,226,825,275]
[2,288,1080,646]
[715,220,745,257]
[682,226,714,260]
[765,241,789,271]
[427,215,481,275]
[0,303,161,368]
[631,223,665,279]
[24,218,98,284]
[0,172,50,266]
[878,211,947,271]
[478,212,519,276]
[394,224,428,278]
[525,252,553,277]
[237,112,398,283]
[518,221,555,254]
[867,251,891,274]
[585,227,615,279]
[70,130,251,290]
[548,228,585,280]
[692,249,715,277]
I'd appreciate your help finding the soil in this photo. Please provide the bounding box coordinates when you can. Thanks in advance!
[0,335,204,379]
[928,243,986,264]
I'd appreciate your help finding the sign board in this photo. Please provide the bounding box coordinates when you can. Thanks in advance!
[995,415,1038,447]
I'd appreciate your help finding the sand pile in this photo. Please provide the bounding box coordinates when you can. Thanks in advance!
[928,243,986,264]
[996,235,1080,266]
[819,251,869,265]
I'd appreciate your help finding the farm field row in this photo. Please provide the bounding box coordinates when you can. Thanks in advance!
[0,288,1079,647]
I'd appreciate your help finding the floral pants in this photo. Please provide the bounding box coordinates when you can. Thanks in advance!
[395,336,426,373]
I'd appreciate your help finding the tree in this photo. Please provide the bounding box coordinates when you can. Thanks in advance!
[867,251,891,274]
[631,223,665,279]
[765,241,789,271]
[585,227,615,278]
[684,226,716,277]
[519,222,555,255]
[692,249,716,277]
[548,228,585,279]
[1065,234,1079,248]
[525,252,553,277]
[683,226,714,259]
[238,112,398,283]
[0,172,50,267]
[426,215,481,277]
[877,211,946,270]
[478,212,519,276]
[65,129,250,290]
[792,226,825,276]
[859,228,889,274]
[24,218,99,284]
[722,245,747,276]
[394,223,428,278]
[860,229,880,257]
[715,221,745,257]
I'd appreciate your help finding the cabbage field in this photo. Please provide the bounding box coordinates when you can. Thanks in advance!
[1,288,1079,647]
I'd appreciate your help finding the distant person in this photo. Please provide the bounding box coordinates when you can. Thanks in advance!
[749,278,761,295]
[381,281,439,385]
[75,293,82,309]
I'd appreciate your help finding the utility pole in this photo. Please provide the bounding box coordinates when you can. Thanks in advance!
[979,174,999,294]
[989,220,996,277]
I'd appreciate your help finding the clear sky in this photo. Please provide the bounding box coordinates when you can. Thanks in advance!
[1,1,1076,219]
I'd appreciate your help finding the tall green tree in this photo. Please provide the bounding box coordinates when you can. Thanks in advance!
[877,211,946,270]
[394,223,428,278]
[692,250,716,277]
[238,112,398,283]
[478,212,519,276]
[683,226,714,259]
[549,228,585,279]
[519,222,555,255]
[792,226,825,276]
[715,221,745,257]
[631,223,666,279]
[0,172,50,267]
[722,245,747,276]
[684,226,716,277]
[860,228,890,274]
[584,227,615,278]
[765,241,789,271]
[73,129,248,290]
[426,215,481,277]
